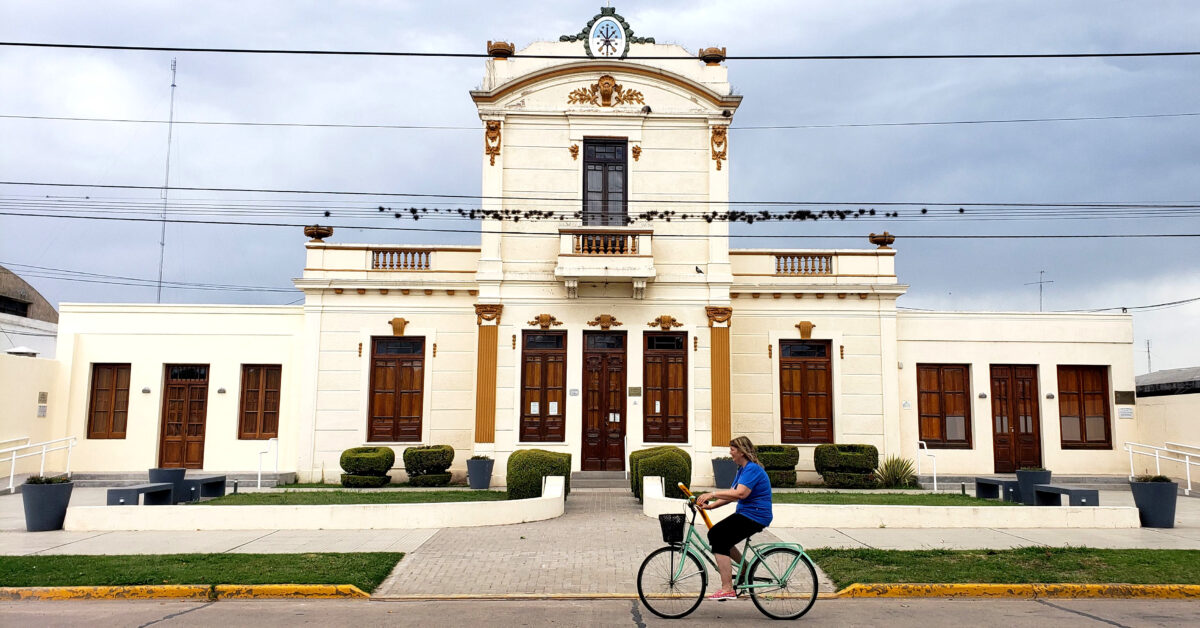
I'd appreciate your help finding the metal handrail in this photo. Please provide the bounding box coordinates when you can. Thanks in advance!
[916,441,938,491]
[1124,441,1197,496]
[1,436,77,493]
[257,437,279,488]
[0,436,30,450]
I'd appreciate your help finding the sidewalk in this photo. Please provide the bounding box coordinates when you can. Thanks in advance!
[1,486,1197,598]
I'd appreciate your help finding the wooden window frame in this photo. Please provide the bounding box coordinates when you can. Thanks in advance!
[778,339,834,445]
[86,363,131,439]
[643,331,688,444]
[582,138,628,226]
[916,364,973,449]
[1057,365,1113,450]
[520,330,568,443]
[238,364,281,440]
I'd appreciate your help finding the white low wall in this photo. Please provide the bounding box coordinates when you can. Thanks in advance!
[641,476,1140,529]
[64,476,564,531]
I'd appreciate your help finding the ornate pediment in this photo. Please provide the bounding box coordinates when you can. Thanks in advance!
[528,314,564,330]
[647,315,683,331]
[568,75,645,107]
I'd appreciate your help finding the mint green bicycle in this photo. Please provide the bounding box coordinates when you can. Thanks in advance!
[636,483,818,620]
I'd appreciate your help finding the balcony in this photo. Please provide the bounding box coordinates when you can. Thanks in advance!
[554,227,656,299]
[729,248,900,291]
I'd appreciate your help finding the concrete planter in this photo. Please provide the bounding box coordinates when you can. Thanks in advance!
[22,481,74,531]
[467,458,494,490]
[1130,481,1178,528]
[1016,469,1051,506]
[712,458,738,489]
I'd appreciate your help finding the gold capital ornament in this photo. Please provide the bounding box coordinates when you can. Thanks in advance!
[711,126,728,171]
[647,315,683,331]
[484,120,502,166]
[586,314,624,330]
[474,303,503,325]
[527,314,564,329]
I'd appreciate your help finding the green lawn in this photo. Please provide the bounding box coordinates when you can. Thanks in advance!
[199,490,507,505]
[773,492,1005,506]
[808,548,1200,589]
[0,553,402,592]
[282,482,430,489]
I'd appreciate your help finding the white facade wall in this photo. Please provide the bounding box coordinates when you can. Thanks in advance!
[0,353,61,474]
[1133,393,1200,477]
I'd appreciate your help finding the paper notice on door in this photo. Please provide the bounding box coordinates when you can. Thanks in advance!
[655,400,661,414]
[549,401,558,415]
[609,412,620,422]
[530,401,539,414]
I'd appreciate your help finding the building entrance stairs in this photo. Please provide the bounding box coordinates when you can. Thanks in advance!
[570,470,627,489]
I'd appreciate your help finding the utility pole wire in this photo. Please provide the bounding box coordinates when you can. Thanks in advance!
[156,58,177,304]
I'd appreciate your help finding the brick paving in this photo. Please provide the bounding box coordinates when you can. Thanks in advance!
[374,489,789,597]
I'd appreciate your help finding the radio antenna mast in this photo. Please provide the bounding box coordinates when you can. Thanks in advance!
[156,58,177,303]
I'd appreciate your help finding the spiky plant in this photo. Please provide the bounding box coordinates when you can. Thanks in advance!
[874,455,918,488]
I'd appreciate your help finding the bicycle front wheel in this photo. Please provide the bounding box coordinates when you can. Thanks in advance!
[748,548,818,620]
[637,546,708,619]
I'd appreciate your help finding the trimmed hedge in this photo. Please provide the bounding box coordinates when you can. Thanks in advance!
[813,444,879,475]
[638,448,691,500]
[408,473,453,487]
[340,447,396,476]
[820,471,878,489]
[757,445,800,470]
[507,449,571,500]
[629,446,675,498]
[766,469,797,488]
[340,473,391,488]
[403,445,454,477]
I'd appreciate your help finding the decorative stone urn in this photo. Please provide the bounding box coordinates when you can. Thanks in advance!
[304,225,334,242]
[868,232,896,249]
[698,46,727,65]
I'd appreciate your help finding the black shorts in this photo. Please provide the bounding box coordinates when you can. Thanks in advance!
[707,513,765,556]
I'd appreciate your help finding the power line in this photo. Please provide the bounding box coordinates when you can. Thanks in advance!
[2,209,1197,240]
[2,261,297,293]
[4,41,1200,60]
[4,110,1199,131]
[1064,295,1200,313]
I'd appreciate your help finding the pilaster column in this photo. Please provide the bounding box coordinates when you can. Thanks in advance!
[473,304,503,444]
[706,306,733,446]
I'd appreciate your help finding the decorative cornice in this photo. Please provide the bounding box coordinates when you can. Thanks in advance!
[586,314,623,330]
[474,303,503,325]
[528,314,564,330]
[711,126,728,171]
[470,62,743,108]
[484,120,502,166]
[567,74,645,107]
[388,317,409,336]
[647,315,683,331]
[705,306,732,327]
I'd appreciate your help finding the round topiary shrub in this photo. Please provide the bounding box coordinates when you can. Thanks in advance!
[340,447,396,476]
[340,473,391,488]
[402,444,455,478]
[507,449,571,500]
[637,448,691,500]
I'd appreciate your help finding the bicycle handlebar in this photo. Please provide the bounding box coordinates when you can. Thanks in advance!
[677,482,714,529]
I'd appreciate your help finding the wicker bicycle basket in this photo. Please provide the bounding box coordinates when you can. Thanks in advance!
[658,513,686,544]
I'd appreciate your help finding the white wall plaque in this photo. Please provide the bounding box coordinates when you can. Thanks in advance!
[1118,407,1134,419]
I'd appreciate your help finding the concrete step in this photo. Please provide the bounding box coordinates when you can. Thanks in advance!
[571,470,628,489]
[571,471,626,479]
[68,471,297,488]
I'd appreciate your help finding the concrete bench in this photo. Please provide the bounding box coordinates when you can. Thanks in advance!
[1033,484,1100,507]
[974,477,1020,502]
[180,474,227,502]
[107,482,174,506]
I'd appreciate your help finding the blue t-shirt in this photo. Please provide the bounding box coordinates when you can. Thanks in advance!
[732,461,773,526]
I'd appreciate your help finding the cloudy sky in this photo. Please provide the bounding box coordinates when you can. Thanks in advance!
[1,0,1197,373]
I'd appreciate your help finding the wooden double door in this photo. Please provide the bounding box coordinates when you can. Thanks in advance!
[582,331,626,471]
[159,364,209,469]
[990,365,1042,472]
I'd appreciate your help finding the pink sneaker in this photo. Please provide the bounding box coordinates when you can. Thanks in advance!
[707,588,737,601]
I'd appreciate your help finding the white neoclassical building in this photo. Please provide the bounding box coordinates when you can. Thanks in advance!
[31,9,1141,485]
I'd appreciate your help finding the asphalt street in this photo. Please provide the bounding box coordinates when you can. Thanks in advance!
[1,599,1197,627]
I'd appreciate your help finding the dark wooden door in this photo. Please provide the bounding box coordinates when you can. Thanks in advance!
[991,365,1042,472]
[159,364,209,469]
[521,331,567,442]
[779,341,833,443]
[643,332,687,443]
[582,331,626,471]
[368,337,425,442]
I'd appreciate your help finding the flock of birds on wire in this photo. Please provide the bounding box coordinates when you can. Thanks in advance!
[312,206,967,223]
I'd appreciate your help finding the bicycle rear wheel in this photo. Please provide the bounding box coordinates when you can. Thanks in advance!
[637,546,707,619]
[747,548,818,620]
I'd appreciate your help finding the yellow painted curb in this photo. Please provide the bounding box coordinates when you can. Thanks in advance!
[215,584,368,599]
[0,584,368,601]
[835,583,1200,599]
[0,585,212,601]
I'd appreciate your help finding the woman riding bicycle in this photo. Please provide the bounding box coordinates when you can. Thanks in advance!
[695,435,773,601]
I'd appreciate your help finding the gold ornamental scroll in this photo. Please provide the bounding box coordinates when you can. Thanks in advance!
[473,304,503,443]
[706,306,733,446]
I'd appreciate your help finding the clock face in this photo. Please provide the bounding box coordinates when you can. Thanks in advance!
[589,17,625,58]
